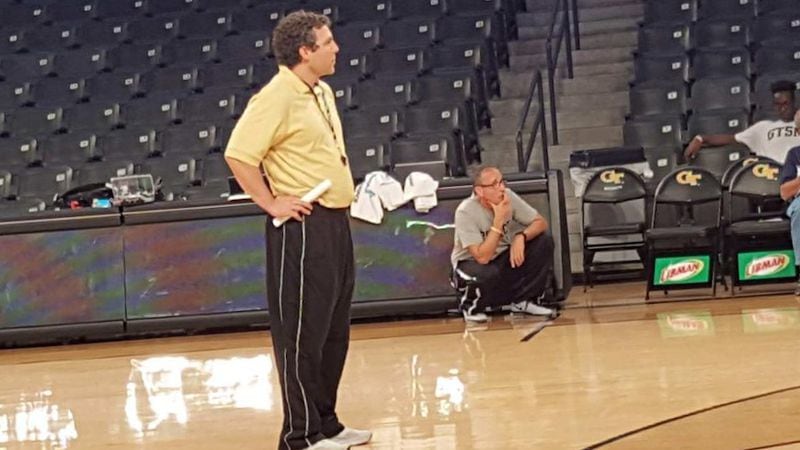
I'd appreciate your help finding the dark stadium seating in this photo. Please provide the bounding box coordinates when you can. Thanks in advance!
[0,0,523,214]
[628,0,800,180]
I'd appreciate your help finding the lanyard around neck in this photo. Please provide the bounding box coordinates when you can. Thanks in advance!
[309,84,347,166]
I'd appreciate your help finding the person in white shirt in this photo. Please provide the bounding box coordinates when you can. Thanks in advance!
[451,166,555,323]
[684,80,799,162]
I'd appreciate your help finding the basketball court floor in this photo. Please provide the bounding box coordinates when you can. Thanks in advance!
[3,282,800,449]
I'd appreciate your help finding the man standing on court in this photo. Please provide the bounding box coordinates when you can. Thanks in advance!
[451,166,556,323]
[224,11,370,450]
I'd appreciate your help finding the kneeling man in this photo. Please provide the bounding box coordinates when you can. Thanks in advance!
[451,166,556,322]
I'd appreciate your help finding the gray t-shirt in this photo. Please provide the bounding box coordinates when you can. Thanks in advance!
[451,188,540,267]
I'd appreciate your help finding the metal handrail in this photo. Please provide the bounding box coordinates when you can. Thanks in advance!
[544,0,575,146]
[516,0,580,172]
[571,0,581,51]
[515,70,548,172]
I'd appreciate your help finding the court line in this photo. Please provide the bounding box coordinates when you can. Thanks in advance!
[744,439,800,450]
[583,384,800,449]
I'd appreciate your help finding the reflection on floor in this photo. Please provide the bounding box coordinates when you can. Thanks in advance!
[1,282,800,449]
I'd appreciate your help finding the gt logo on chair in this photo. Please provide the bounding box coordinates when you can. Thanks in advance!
[752,163,779,180]
[676,170,702,186]
[599,170,625,184]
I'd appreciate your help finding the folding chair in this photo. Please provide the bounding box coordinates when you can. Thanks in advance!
[581,167,648,291]
[724,160,793,292]
[645,167,722,299]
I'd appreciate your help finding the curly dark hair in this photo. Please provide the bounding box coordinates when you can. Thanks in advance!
[771,80,797,98]
[272,10,331,68]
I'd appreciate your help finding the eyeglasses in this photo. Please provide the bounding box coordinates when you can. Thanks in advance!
[477,178,505,189]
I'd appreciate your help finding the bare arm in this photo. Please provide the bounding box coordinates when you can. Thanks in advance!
[684,134,738,159]
[466,223,505,265]
[518,215,548,241]
[699,134,737,146]
[780,178,800,201]
[508,215,548,268]
[225,156,311,221]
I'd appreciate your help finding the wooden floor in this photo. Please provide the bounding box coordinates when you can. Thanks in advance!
[3,282,800,449]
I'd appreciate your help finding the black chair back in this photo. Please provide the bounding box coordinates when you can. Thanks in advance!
[652,166,722,205]
[721,155,777,188]
[583,167,647,204]
[727,160,785,221]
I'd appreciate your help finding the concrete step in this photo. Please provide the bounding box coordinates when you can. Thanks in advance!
[480,132,518,152]
[488,98,526,121]
[577,17,641,35]
[498,69,576,100]
[547,141,624,164]
[527,0,641,12]
[480,148,524,172]
[516,10,566,29]
[488,90,629,120]
[554,125,623,146]
[518,17,641,40]
[517,3,643,28]
[571,61,633,77]
[490,105,627,134]
[507,38,548,58]
[570,30,638,51]
[558,73,630,95]
[498,66,575,90]
[509,46,634,71]
[508,30,637,56]
[499,63,633,98]
[572,46,635,66]
[500,70,548,98]
[555,90,630,111]
[508,53,556,72]
[479,133,541,171]
[557,106,627,128]
[480,133,623,168]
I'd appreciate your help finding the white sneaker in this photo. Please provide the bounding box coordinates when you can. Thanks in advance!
[510,301,554,316]
[461,309,488,323]
[330,427,372,447]
[307,438,348,449]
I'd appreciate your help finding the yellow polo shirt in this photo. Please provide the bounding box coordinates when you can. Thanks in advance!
[224,65,355,208]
